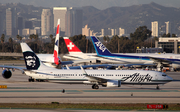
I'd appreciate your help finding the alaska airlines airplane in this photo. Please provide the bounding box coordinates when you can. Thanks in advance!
[0,43,173,89]
[91,36,180,71]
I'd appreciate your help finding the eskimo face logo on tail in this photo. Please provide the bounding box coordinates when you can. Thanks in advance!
[23,51,40,70]
[94,41,106,52]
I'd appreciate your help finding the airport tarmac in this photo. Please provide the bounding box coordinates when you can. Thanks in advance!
[0,69,180,103]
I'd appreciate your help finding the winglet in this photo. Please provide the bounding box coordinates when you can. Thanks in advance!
[63,37,82,54]
[91,36,112,55]
[65,65,70,70]
[80,65,88,76]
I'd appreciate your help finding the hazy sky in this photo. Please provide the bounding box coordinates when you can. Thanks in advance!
[1,0,180,9]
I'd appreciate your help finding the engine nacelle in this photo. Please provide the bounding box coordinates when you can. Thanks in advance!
[2,69,12,79]
[102,80,121,87]
[83,81,96,85]
[171,63,180,69]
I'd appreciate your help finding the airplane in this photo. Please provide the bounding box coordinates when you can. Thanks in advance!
[36,19,93,68]
[36,19,61,68]
[91,36,180,71]
[63,37,104,64]
[0,43,173,89]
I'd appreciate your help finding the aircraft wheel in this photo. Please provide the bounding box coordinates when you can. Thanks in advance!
[92,84,95,89]
[28,79,31,82]
[156,85,159,89]
[94,84,99,89]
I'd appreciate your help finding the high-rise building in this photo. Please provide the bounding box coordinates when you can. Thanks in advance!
[111,29,115,36]
[82,24,90,36]
[119,28,125,36]
[65,7,83,37]
[17,17,24,35]
[6,8,17,36]
[25,21,33,29]
[53,7,67,35]
[165,21,171,34]
[41,9,53,36]
[151,21,158,37]
[0,11,4,35]
[17,17,23,30]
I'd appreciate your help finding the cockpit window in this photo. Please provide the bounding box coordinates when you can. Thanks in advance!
[162,73,167,76]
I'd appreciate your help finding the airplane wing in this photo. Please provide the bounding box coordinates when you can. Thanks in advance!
[63,63,156,69]
[80,66,108,83]
[62,64,116,69]
[0,65,26,71]
[149,57,172,64]
[61,58,98,65]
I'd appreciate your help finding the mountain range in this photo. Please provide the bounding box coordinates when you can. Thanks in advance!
[83,2,180,35]
[1,0,180,10]
[0,2,180,36]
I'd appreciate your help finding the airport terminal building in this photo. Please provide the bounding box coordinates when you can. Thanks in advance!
[156,37,180,54]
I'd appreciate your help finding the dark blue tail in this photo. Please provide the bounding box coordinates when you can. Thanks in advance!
[91,36,112,55]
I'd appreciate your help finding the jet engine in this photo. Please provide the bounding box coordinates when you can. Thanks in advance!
[2,69,12,79]
[102,80,121,87]
[90,60,101,64]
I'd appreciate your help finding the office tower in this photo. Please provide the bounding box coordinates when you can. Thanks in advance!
[41,9,53,36]
[25,21,33,29]
[82,24,90,36]
[165,21,171,34]
[101,29,104,36]
[151,21,158,37]
[0,11,3,35]
[111,29,115,36]
[119,27,125,36]
[65,7,83,37]
[17,17,23,30]
[53,7,67,35]
[6,8,17,36]
[17,17,24,35]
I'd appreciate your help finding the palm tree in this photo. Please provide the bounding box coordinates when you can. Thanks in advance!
[8,37,13,52]
[1,34,5,52]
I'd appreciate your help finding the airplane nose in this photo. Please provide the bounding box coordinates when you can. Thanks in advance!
[167,76,173,81]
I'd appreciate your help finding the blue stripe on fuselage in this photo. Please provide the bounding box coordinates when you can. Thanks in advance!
[98,53,180,62]
[98,54,150,60]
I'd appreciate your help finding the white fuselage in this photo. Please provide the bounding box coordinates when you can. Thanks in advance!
[37,54,61,67]
[24,68,172,85]
[63,53,180,68]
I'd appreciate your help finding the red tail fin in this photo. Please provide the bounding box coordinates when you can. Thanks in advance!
[63,37,82,53]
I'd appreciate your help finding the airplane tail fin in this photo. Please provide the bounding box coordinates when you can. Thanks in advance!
[91,36,112,55]
[53,19,61,65]
[63,37,82,54]
[21,43,49,70]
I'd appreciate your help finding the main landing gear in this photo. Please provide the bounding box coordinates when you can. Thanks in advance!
[28,77,34,82]
[92,84,99,89]
[156,85,159,89]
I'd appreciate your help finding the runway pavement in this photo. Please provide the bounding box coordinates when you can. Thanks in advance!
[0,69,180,103]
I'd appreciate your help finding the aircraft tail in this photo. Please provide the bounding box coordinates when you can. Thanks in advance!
[53,19,61,65]
[63,37,83,54]
[91,36,112,55]
[21,43,49,70]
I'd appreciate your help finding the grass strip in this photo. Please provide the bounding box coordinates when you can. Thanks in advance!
[0,103,179,110]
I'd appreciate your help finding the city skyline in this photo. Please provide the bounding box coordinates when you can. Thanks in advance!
[1,0,180,10]
[0,2,179,38]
